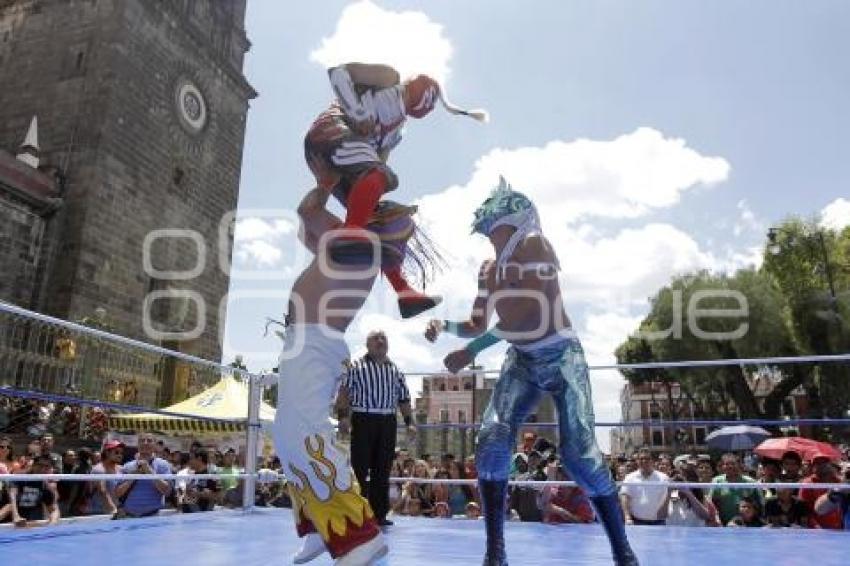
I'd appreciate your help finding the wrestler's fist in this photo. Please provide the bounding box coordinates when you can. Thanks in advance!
[406,424,418,442]
[444,349,473,374]
[424,319,443,343]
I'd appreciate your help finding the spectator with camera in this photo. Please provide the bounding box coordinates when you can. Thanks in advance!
[181,449,220,513]
[666,468,719,527]
[114,434,172,518]
[510,451,545,522]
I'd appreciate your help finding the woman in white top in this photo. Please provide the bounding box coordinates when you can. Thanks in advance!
[667,468,720,527]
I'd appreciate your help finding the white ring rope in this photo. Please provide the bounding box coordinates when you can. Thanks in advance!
[5,301,850,379]
[3,474,846,491]
[0,301,253,380]
[406,352,850,376]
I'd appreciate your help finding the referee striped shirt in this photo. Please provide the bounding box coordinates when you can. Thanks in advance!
[344,355,410,412]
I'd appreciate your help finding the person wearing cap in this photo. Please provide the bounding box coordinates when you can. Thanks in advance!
[91,440,125,516]
[425,177,638,565]
[306,62,487,319]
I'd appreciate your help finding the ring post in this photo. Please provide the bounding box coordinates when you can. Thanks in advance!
[243,372,262,511]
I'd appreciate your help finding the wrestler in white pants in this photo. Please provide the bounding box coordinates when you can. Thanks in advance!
[273,324,385,563]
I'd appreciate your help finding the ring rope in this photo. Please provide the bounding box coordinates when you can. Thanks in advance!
[3,473,844,491]
[0,386,246,424]
[0,301,253,380]
[405,351,850,376]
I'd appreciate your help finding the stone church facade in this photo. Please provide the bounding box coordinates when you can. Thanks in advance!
[0,0,256,362]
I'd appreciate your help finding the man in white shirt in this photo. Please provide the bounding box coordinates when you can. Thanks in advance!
[620,449,670,525]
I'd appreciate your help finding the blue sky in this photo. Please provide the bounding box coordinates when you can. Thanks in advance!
[223,1,850,449]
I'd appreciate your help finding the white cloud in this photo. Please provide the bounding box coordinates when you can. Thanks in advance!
[733,199,764,237]
[235,240,282,267]
[310,0,453,85]
[234,217,294,242]
[820,198,850,231]
[460,127,730,223]
[232,217,295,267]
[407,128,737,450]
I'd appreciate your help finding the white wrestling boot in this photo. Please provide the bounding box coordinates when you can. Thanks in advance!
[293,533,327,564]
[334,532,388,566]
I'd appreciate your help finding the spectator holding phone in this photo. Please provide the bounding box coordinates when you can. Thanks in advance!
[182,450,220,513]
[114,434,171,518]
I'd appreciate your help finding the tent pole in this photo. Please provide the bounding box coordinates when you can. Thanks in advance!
[243,373,262,512]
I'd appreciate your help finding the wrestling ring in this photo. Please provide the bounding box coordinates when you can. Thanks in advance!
[1,303,848,565]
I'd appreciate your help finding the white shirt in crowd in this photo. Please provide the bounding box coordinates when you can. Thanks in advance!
[620,469,670,521]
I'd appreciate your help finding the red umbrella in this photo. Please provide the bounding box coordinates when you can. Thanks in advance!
[754,437,843,462]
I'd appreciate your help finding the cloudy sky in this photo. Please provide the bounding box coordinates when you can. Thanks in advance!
[224,1,850,450]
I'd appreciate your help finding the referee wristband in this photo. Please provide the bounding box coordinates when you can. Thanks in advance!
[404,415,413,427]
[464,329,501,357]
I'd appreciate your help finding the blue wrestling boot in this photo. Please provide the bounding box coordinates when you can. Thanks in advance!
[590,495,640,566]
[479,480,509,566]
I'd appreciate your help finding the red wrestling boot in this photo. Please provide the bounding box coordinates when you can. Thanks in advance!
[384,266,442,319]
[328,169,386,265]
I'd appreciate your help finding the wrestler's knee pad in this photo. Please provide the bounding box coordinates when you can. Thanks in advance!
[475,422,513,480]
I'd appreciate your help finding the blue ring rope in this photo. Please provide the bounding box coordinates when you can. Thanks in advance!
[0,386,245,424]
[414,417,850,429]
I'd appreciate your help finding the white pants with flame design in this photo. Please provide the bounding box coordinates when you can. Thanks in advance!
[272,324,379,558]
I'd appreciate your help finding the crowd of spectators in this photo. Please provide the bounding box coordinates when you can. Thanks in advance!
[1,428,848,532]
[386,433,850,532]
[0,433,255,527]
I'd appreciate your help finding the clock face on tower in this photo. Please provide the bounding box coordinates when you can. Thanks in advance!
[174,78,208,134]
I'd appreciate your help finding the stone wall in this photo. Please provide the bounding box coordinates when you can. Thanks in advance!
[0,0,255,361]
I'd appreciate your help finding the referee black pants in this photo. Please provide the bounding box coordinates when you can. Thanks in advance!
[350,412,396,522]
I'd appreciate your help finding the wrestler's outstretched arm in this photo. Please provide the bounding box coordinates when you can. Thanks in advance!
[424,259,495,343]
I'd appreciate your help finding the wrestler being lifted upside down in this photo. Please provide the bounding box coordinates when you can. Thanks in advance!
[305,62,487,318]
[425,177,640,566]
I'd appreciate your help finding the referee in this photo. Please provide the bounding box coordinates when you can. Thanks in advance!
[336,330,416,527]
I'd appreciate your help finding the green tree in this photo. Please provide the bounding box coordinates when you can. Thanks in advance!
[617,269,802,421]
[761,219,850,419]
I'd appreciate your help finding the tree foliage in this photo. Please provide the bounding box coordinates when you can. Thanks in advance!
[616,218,850,425]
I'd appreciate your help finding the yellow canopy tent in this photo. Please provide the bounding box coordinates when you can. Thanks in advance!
[109,376,275,434]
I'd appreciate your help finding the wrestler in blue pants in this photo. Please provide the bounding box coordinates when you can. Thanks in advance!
[476,336,638,566]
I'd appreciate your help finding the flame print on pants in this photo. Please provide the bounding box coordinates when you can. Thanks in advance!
[287,434,379,558]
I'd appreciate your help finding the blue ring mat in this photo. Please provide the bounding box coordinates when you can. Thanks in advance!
[2,507,845,565]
